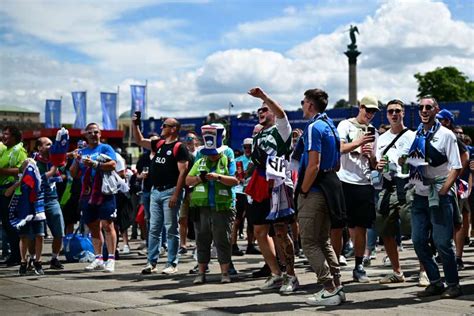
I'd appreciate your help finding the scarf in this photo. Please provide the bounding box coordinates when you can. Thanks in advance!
[80,166,104,205]
[407,120,441,185]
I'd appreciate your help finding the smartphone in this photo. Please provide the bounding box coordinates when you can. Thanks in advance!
[367,126,376,136]
[135,111,141,126]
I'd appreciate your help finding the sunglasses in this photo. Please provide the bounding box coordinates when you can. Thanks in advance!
[418,104,434,111]
[162,123,175,129]
[87,130,100,135]
[300,100,305,106]
[243,145,252,149]
[362,106,378,114]
[387,109,402,115]
[257,107,269,114]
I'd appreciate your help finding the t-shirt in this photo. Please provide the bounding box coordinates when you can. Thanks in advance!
[150,139,189,187]
[0,142,27,186]
[78,143,117,182]
[337,118,378,185]
[414,125,462,196]
[136,153,153,192]
[375,129,416,179]
[234,154,251,194]
[36,160,58,200]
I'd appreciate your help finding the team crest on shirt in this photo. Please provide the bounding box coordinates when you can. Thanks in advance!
[167,150,172,155]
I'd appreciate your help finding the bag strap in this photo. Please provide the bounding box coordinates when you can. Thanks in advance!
[381,128,409,156]
[155,140,182,158]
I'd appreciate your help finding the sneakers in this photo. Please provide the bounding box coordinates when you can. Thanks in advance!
[18,262,27,276]
[352,264,370,283]
[418,271,430,287]
[141,262,158,274]
[229,262,238,275]
[456,257,464,271]
[193,273,206,284]
[252,263,271,278]
[104,259,115,273]
[122,245,130,254]
[335,286,346,302]
[232,244,244,256]
[260,274,284,290]
[33,261,44,275]
[178,247,188,255]
[362,256,371,267]
[221,273,231,284]
[440,284,462,299]
[382,256,391,267]
[27,256,35,271]
[85,259,104,271]
[306,288,342,306]
[379,272,405,284]
[246,244,261,255]
[417,282,445,297]
[162,264,178,275]
[339,255,347,266]
[369,249,377,260]
[50,258,64,270]
[279,275,299,294]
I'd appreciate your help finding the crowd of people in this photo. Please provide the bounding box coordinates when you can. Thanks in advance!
[1,86,473,306]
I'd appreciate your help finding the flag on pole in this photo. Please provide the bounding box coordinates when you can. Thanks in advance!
[45,99,61,128]
[72,91,87,129]
[130,85,146,116]
[101,92,117,130]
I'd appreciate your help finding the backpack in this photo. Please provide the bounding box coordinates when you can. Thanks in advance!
[155,139,194,171]
[63,226,95,262]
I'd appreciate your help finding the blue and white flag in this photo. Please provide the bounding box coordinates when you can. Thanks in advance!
[130,85,146,116]
[45,99,61,128]
[72,91,87,129]
[101,92,117,130]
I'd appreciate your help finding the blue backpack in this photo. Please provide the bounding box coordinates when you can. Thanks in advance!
[63,226,95,262]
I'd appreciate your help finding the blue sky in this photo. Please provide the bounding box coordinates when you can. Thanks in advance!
[0,0,473,124]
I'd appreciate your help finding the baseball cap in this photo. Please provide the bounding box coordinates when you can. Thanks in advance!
[360,96,380,111]
[436,109,454,122]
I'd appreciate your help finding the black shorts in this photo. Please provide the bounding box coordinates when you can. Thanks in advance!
[235,193,248,220]
[342,182,375,229]
[247,198,295,226]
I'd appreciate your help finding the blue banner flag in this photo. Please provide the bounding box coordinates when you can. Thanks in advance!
[101,92,117,130]
[130,85,146,117]
[72,91,87,129]
[45,99,61,128]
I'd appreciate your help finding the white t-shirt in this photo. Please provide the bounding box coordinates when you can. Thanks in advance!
[376,128,416,179]
[115,154,126,173]
[337,118,378,185]
[414,125,462,196]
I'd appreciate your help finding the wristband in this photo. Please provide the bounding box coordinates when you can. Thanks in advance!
[217,175,222,182]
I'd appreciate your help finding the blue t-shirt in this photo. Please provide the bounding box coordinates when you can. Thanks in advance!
[78,144,117,182]
[299,114,340,190]
[234,154,251,193]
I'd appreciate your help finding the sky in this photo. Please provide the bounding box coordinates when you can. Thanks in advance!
[0,0,473,125]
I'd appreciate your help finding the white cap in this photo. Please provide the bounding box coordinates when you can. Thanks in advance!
[243,138,253,146]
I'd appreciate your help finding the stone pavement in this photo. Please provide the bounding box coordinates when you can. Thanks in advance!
[1,238,473,315]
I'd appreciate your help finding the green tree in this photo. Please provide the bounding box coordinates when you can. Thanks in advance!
[414,66,474,101]
[333,98,350,108]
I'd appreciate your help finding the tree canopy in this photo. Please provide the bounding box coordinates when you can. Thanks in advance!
[414,66,474,102]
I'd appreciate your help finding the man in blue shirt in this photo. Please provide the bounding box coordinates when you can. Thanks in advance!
[298,88,345,306]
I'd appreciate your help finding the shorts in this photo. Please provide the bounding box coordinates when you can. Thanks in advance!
[19,220,45,237]
[179,193,191,219]
[81,195,117,224]
[459,198,470,213]
[116,192,133,233]
[45,199,65,238]
[342,182,375,229]
[247,198,295,226]
[375,189,400,238]
[235,193,249,221]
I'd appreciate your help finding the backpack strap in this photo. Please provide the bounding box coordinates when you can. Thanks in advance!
[155,139,165,151]
[155,140,182,159]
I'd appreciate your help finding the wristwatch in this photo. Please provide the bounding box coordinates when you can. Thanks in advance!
[300,190,309,198]
[217,175,222,182]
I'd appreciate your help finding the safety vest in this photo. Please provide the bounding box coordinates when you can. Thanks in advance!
[190,155,232,211]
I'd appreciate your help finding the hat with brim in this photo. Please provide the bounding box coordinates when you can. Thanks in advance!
[200,125,225,156]
[360,96,380,111]
[436,109,454,122]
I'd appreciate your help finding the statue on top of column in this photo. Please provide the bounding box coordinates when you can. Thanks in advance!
[347,25,359,51]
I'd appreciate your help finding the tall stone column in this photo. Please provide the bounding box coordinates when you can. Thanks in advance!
[345,50,361,106]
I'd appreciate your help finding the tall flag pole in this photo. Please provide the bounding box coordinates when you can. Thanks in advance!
[72,91,87,129]
[101,91,118,130]
[45,99,61,128]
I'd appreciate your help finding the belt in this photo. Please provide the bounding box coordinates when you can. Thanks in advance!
[322,168,337,173]
[154,184,175,192]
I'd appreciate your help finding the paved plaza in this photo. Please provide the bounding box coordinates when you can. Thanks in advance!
[1,237,473,315]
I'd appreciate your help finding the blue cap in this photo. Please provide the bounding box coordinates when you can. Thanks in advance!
[436,109,454,122]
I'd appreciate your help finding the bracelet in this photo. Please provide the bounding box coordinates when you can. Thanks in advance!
[300,190,309,198]
[217,175,222,182]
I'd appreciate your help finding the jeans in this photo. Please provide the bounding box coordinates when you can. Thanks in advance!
[147,187,182,266]
[411,194,459,286]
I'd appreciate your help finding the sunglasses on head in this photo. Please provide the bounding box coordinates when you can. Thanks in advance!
[418,104,434,111]
[387,109,402,115]
[162,123,175,129]
[257,107,269,114]
[362,106,378,114]
[87,130,100,135]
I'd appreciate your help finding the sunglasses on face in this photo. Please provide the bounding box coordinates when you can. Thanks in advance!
[243,145,252,149]
[362,106,378,114]
[162,123,175,129]
[87,130,100,135]
[185,136,195,141]
[418,104,434,111]
[257,107,269,114]
[387,109,402,115]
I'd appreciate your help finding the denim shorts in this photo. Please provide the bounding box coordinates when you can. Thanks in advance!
[81,195,117,224]
[45,199,65,238]
[19,220,46,237]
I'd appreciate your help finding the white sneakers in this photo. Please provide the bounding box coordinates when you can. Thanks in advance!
[418,271,430,287]
[84,258,115,272]
[260,274,284,290]
[162,265,178,275]
[279,275,299,294]
[122,245,130,254]
[306,287,344,306]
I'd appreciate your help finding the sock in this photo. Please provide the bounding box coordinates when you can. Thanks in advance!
[355,256,363,267]
[96,254,104,262]
[108,255,115,261]
[51,253,58,260]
